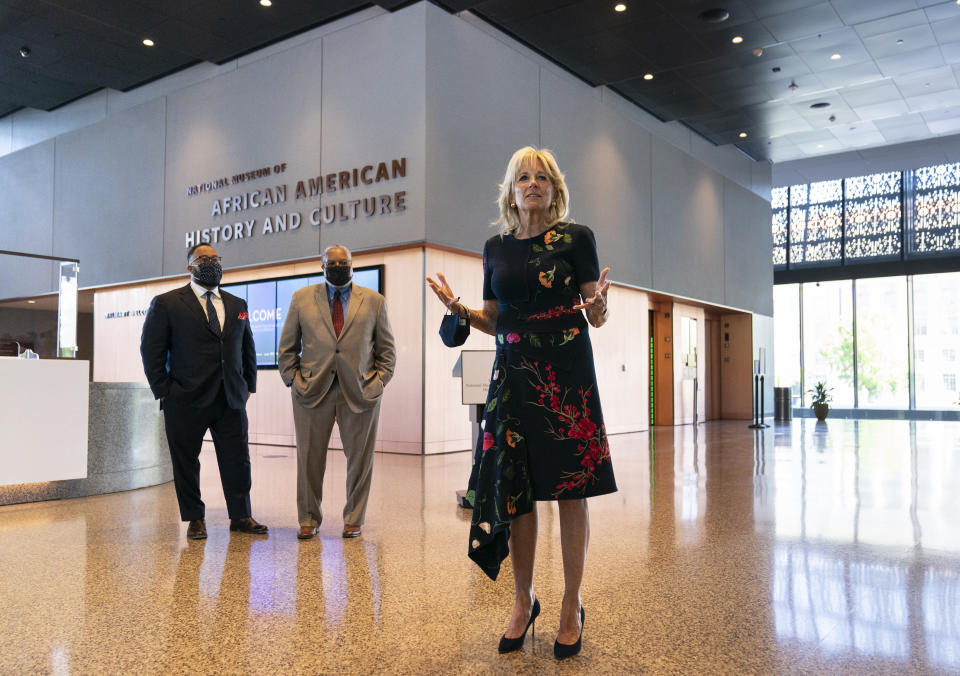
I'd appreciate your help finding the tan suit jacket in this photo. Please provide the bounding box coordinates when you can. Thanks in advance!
[278,283,395,413]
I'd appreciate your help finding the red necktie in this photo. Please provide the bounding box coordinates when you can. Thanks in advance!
[332,290,344,337]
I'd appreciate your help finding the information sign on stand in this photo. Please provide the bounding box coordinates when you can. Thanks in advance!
[456,350,495,508]
[460,350,496,405]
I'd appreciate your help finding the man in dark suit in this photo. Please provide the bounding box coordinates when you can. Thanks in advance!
[140,243,268,540]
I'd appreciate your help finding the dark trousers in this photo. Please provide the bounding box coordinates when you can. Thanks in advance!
[162,386,253,521]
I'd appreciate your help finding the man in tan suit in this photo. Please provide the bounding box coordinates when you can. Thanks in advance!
[278,245,395,540]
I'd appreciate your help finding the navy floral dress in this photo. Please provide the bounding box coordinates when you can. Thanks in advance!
[467,222,617,580]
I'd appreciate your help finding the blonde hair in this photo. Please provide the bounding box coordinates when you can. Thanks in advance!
[494,147,570,236]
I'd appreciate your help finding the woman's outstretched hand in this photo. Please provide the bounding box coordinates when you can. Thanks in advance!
[573,267,610,311]
[426,272,459,312]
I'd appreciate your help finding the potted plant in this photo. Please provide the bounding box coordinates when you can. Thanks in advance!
[808,381,832,421]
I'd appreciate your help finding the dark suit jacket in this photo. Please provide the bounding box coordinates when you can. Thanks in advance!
[140,284,257,409]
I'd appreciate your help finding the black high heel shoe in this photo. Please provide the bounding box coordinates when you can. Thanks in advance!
[553,606,585,659]
[498,598,541,653]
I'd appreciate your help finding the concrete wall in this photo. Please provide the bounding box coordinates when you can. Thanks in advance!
[1,2,773,321]
[422,5,773,317]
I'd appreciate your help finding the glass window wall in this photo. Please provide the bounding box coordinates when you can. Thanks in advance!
[802,280,854,407]
[774,271,960,411]
[855,277,909,408]
[913,272,960,408]
[773,284,801,406]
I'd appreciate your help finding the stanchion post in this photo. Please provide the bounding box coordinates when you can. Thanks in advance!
[749,373,768,429]
[760,375,766,422]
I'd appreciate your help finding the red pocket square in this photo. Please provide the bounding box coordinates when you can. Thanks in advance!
[238,312,249,320]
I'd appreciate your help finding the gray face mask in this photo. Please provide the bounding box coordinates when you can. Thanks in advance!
[325,266,352,287]
[192,261,222,287]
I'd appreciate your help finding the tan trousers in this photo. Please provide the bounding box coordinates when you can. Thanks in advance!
[291,379,381,528]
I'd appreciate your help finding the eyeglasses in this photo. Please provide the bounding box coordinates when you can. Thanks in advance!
[191,255,222,265]
[324,260,351,267]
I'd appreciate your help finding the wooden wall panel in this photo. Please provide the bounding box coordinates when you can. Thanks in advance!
[720,313,754,420]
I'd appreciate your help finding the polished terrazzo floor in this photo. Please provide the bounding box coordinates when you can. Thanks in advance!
[2,419,959,675]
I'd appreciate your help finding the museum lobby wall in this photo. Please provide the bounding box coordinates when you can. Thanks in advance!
[0,2,775,452]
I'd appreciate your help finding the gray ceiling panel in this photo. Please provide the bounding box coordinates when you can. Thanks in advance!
[877,46,947,77]
[942,40,960,64]
[906,88,960,112]
[852,99,912,119]
[873,112,929,128]
[881,124,932,142]
[863,24,938,60]
[895,65,959,95]
[931,16,960,44]
[840,81,903,107]
[814,61,885,89]
[790,26,861,53]
[855,9,929,39]
[760,2,844,42]
[924,2,960,22]
[2,0,960,162]
[831,0,922,25]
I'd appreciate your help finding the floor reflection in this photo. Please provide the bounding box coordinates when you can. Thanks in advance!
[770,419,960,669]
[2,420,959,673]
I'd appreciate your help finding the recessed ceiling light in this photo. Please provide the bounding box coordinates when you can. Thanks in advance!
[260,0,272,5]
[752,47,763,57]
[830,53,841,60]
[732,36,743,44]
[614,3,627,11]
[142,38,154,47]
[897,39,904,45]
[739,132,748,138]
[19,45,30,58]
[817,144,824,148]
[27,300,36,304]
[643,73,654,80]
[810,101,831,109]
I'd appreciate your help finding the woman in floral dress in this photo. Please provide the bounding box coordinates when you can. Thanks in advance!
[427,147,616,659]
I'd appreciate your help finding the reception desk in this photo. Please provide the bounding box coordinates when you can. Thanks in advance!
[0,360,170,505]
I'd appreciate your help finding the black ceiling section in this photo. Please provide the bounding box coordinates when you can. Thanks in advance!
[2,0,960,163]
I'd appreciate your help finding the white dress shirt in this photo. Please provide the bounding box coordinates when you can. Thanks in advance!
[190,279,224,331]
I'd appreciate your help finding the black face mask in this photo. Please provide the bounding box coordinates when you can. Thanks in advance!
[325,266,352,287]
[192,261,222,287]
[439,312,470,347]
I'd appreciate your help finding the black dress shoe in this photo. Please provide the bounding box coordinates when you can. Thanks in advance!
[554,606,584,660]
[498,598,540,653]
[186,519,207,540]
[229,517,269,534]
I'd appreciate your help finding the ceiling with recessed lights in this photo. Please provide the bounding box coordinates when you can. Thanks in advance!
[2,0,960,163]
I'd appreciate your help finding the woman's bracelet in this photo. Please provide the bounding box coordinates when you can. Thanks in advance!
[447,298,469,319]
